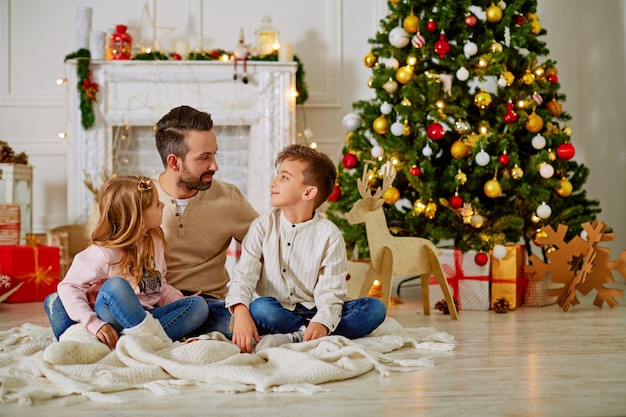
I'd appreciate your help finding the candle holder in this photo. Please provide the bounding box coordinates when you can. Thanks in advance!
[255,16,279,57]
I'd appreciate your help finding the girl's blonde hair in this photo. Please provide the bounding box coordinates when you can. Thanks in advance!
[91,175,165,286]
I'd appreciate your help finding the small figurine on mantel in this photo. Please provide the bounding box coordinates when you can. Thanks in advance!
[233,28,251,84]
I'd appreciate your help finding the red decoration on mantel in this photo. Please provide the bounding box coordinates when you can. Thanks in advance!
[109,24,133,60]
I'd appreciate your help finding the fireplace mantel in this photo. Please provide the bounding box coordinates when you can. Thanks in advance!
[65,60,297,224]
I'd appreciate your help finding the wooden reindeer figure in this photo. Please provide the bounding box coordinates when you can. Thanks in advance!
[345,163,458,320]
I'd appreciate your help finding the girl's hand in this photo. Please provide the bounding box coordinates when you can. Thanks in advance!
[96,323,119,349]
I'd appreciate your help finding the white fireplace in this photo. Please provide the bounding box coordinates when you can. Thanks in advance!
[65,60,297,224]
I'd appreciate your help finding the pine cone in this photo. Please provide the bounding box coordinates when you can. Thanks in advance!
[435,298,459,315]
[0,143,15,163]
[493,298,510,313]
[13,151,28,165]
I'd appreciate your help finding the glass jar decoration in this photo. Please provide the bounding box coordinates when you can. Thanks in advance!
[255,16,279,57]
[109,24,133,60]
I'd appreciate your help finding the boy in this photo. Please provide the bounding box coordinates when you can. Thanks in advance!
[225,144,386,353]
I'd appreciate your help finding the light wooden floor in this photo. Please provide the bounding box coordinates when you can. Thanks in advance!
[1,283,625,417]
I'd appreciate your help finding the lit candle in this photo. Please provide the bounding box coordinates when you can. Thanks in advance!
[279,43,293,62]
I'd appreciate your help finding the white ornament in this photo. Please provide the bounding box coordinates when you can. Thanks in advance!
[303,127,314,139]
[498,1,507,9]
[411,33,426,48]
[539,163,554,178]
[581,230,588,241]
[456,67,470,81]
[531,92,543,105]
[383,80,398,94]
[371,145,385,158]
[342,112,362,131]
[531,134,546,150]
[422,144,433,157]
[380,102,393,115]
[463,41,478,58]
[492,244,507,259]
[475,150,490,166]
[390,121,404,136]
[379,57,399,69]
[470,214,484,228]
[497,76,508,88]
[536,202,552,219]
[389,27,410,48]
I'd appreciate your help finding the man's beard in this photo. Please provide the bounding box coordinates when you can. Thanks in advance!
[178,164,215,192]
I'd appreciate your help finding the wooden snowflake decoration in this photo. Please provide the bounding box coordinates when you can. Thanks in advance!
[525,221,625,312]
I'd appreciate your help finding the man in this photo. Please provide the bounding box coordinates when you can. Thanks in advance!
[153,105,259,336]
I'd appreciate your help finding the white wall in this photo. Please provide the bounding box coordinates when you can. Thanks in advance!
[1,0,624,254]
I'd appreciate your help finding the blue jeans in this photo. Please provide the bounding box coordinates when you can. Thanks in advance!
[180,291,233,339]
[44,277,208,341]
[249,296,387,339]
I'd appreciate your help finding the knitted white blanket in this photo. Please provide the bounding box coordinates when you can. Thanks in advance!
[0,317,454,406]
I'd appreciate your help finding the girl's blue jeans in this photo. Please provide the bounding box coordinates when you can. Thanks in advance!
[44,276,208,341]
[249,296,387,339]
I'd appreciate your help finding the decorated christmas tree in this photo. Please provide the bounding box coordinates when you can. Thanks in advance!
[326,0,601,259]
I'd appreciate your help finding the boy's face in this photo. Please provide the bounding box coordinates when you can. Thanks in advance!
[270,158,311,208]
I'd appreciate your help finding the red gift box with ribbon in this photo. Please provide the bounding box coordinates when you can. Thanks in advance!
[430,248,491,311]
[490,244,527,310]
[0,242,60,303]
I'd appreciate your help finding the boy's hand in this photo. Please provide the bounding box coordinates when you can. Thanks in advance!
[231,304,260,353]
[303,322,329,341]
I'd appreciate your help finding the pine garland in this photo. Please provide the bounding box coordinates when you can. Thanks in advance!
[64,48,95,129]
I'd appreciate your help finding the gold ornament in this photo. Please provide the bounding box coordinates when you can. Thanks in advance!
[455,170,468,185]
[406,55,418,66]
[396,65,414,84]
[382,186,401,205]
[367,77,374,88]
[454,120,469,134]
[373,116,389,134]
[474,90,492,109]
[403,13,419,33]
[532,228,548,246]
[546,99,562,117]
[424,200,437,219]
[363,52,377,68]
[403,121,412,136]
[502,71,515,86]
[511,164,524,179]
[451,140,469,159]
[401,98,412,106]
[530,18,542,34]
[548,150,556,161]
[484,178,502,198]
[490,42,503,53]
[525,112,544,133]
[470,214,484,228]
[522,70,536,85]
[435,99,446,110]
[383,79,398,94]
[413,199,425,215]
[345,131,354,144]
[556,178,573,197]
[544,66,558,77]
[486,3,503,23]
[563,125,572,136]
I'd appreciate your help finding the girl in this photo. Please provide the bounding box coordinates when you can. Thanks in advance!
[43,176,208,365]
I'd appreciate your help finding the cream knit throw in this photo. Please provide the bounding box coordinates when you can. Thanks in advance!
[0,317,455,406]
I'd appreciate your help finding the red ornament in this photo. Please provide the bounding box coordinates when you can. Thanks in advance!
[557,143,576,160]
[409,165,421,176]
[547,74,559,83]
[342,153,358,169]
[327,184,341,202]
[498,153,510,166]
[464,14,478,27]
[449,195,463,209]
[426,122,444,141]
[82,78,99,101]
[172,53,182,60]
[515,14,527,25]
[109,24,133,60]
[426,19,437,32]
[474,252,489,266]
[503,101,517,124]
[434,33,450,59]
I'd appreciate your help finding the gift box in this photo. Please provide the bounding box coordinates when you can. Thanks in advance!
[525,271,557,307]
[0,204,20,245]
[0,244,60,303]
[490,244,527,310]
[430,248,491,311]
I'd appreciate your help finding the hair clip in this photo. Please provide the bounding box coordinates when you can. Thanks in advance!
[137,177,153,192]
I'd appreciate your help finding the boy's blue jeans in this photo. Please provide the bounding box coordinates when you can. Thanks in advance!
[44,277,208,341]
[249,296,387,339]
